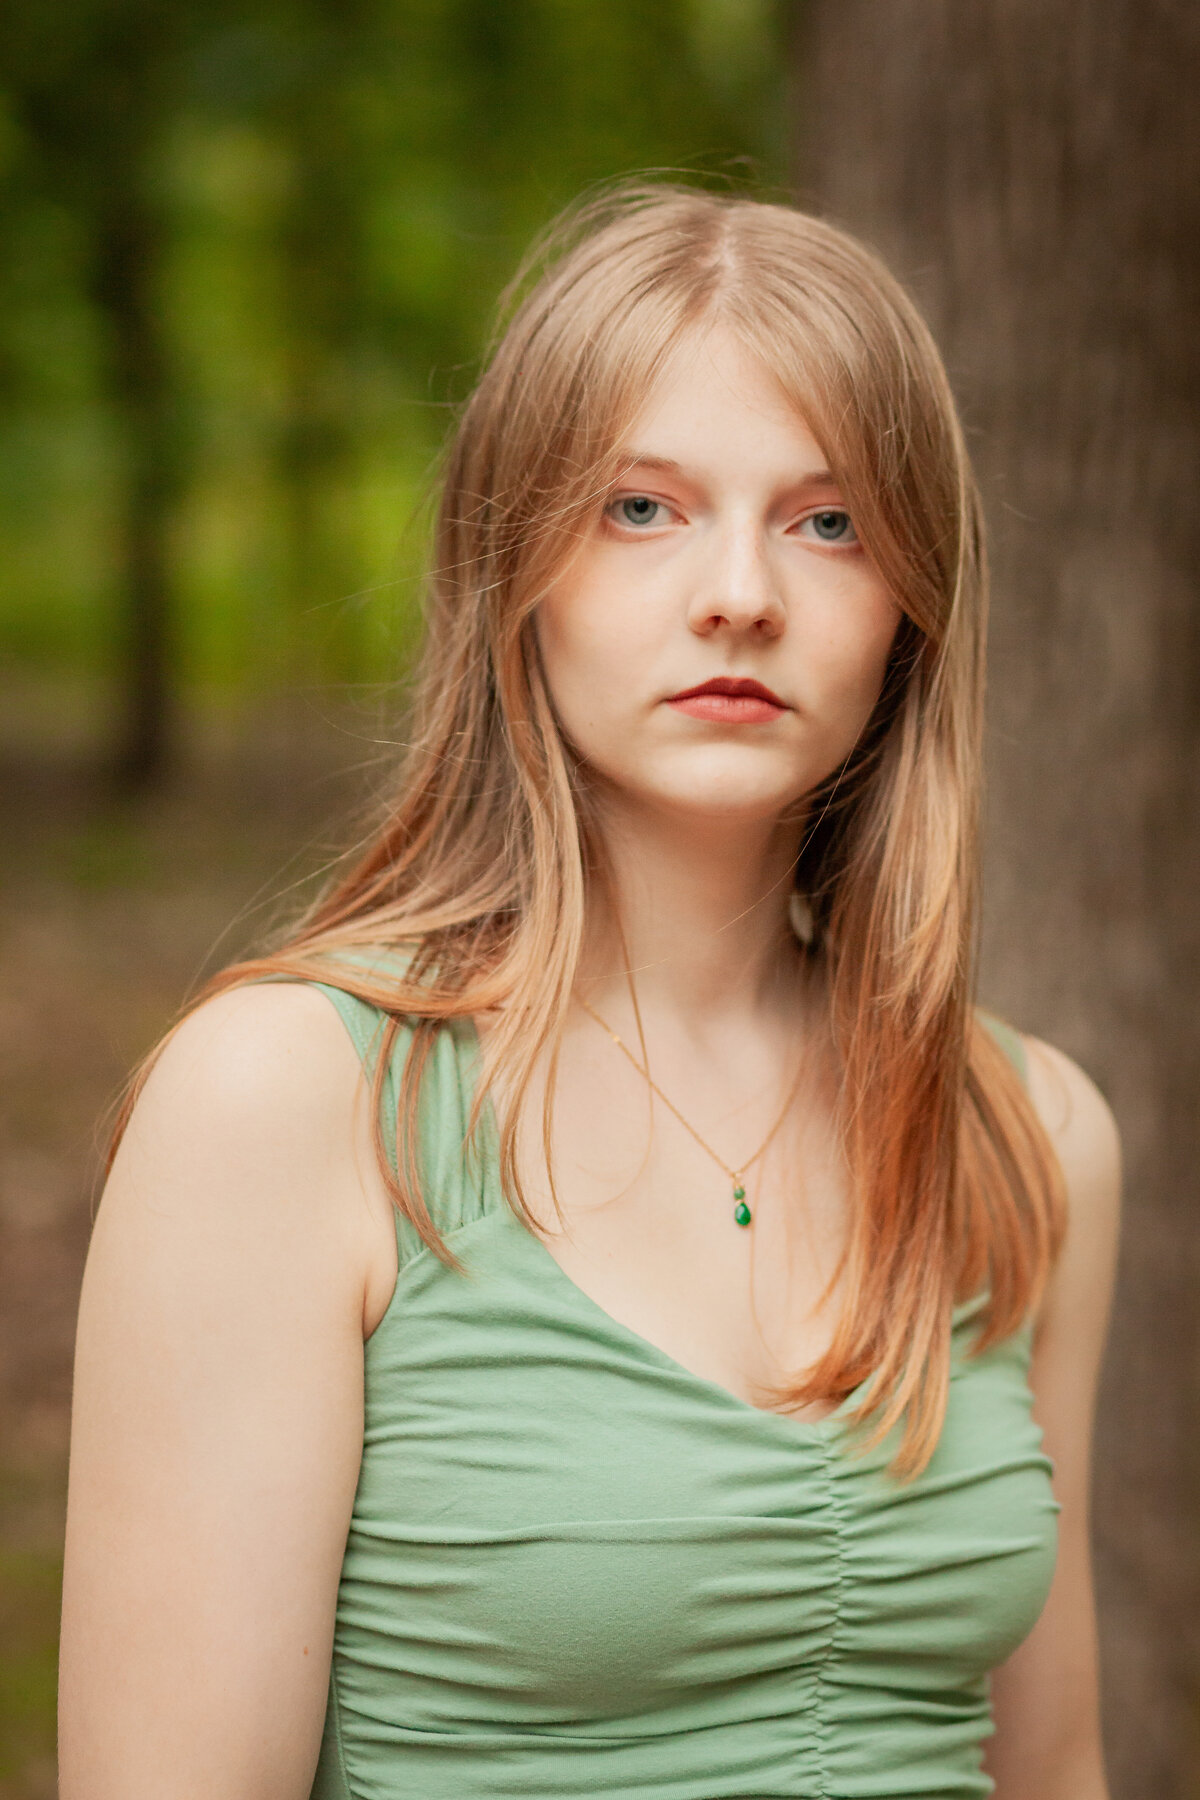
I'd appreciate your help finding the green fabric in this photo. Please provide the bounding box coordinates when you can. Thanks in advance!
[978,1011,1028,1085]
[306,985,1057,1800]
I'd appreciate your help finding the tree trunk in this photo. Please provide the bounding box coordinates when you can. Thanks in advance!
[794,3,1200,1793]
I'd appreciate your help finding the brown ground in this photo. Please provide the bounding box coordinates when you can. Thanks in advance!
[0,720,374,1793]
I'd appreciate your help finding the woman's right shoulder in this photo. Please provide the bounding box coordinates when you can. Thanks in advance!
[124,980,370,1160]
[99,981,394,1304]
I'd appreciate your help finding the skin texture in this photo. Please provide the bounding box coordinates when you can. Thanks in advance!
[58,324,1120,1800]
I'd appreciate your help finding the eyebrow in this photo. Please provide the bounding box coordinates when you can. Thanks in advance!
[616,451,840,488]
[616,453,685,477]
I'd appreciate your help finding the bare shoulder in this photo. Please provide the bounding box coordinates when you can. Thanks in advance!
[114,981,380,1205]
[122,980,367,1160]
[1022,1034,1122,1235]
[1020,1033,1122,1362]
[99,980,395,1325]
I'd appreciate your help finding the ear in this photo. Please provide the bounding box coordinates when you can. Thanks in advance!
[788,891,815,945]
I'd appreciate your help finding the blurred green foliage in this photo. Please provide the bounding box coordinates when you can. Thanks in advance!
[0,0,787,763]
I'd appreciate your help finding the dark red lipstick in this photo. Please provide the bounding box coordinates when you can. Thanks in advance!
[665,676,788,725]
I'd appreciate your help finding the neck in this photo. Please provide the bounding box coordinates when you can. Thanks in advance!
[580,796,806,1027]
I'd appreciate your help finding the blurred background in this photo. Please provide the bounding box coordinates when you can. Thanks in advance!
[0,3,1195,1795]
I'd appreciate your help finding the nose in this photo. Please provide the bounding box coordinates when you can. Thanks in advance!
[685,514,786,639]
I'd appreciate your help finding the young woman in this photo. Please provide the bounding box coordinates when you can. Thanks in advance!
[59,185,1120,1800]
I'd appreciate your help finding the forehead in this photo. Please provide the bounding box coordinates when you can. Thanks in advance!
[617,321,828,478]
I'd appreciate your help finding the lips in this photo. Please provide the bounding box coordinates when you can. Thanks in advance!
[665,676,788,724]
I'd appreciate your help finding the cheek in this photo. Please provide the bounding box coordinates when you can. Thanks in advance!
[537,600,597,718]
[812,586,902,722]
[539,595,612,686]
[534,586,629,750]
[535,563,661,727]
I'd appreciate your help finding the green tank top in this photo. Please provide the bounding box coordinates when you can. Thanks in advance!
[305,984,1057,1800]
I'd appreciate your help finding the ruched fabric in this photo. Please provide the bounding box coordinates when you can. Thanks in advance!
[305,985,1058,1800]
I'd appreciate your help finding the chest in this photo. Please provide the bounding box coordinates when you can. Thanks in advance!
[514,1051,853,1419]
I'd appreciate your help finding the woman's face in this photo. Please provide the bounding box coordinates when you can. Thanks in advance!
[535,323,902,832]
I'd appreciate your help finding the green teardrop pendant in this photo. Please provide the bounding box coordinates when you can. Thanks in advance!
[733,1196,752,1227]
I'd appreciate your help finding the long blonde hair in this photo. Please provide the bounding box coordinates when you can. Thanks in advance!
[117,183,1064,1477]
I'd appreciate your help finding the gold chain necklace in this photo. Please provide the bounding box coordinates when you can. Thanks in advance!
[576,995,803,1229]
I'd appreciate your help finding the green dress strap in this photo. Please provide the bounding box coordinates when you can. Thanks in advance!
[977,1008,1028,1086]
[302,978,496,1268]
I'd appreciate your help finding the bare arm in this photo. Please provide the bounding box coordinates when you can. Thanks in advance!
[58,983,395,1800]
[985,1036,1122,1800]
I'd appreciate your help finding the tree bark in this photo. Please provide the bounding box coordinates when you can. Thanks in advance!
[794,4,1200,1793]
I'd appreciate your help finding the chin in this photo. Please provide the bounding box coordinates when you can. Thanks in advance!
[584,742,832,828]
[628,774,814,828]
[636,746,824,818]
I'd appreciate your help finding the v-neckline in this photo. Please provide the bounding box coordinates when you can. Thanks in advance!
[459,1016,890,1443]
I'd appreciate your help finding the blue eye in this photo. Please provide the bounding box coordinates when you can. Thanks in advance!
[800,508,857,545]
[614,495,664,528]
